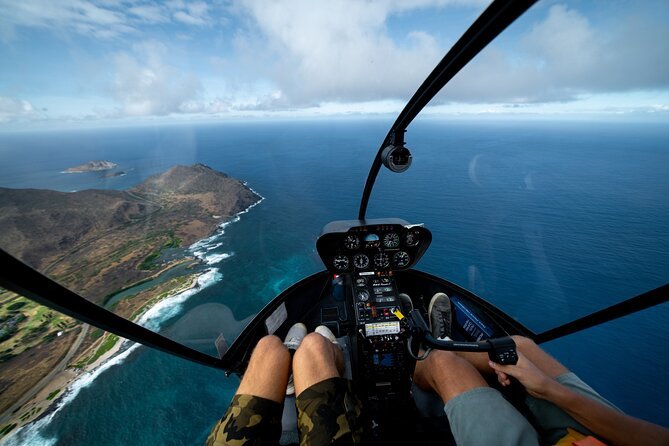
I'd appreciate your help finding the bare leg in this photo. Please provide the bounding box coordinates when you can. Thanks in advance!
[458,336,569,379]
[292,332,344,396]
[414,349,488,402]
[236,335,291,403]
[414,348,540,445]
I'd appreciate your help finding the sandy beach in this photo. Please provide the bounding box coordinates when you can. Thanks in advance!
[0,189,264,442]
[1,270,204,437]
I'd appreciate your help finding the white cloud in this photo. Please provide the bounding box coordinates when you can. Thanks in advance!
[0,96,37,122]
[128,5,169,24]
[0,0,216,42]
[169,0,211,26]
[2,0,667,124]
[444,4,669,104]
[111,41,202,116]
[0,0,134,40]
[237,0,460,105]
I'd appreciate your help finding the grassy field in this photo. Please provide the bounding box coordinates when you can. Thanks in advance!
[0,290,77,363]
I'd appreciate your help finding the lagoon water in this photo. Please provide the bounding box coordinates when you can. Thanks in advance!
[1,118,668,444]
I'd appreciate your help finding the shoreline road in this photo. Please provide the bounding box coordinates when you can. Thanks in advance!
[0,323,90,425]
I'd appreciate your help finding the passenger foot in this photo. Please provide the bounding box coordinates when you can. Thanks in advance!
[284,322,307,395]
[428,292,452,340]
[315,325,339,347]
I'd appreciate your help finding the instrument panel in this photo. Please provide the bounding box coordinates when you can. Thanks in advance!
[316,218,432,273]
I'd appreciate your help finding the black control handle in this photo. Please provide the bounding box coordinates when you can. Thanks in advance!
[404,310,518,364]
[486,337,518,365]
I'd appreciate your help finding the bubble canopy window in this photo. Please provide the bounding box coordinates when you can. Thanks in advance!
[0,0,668,443]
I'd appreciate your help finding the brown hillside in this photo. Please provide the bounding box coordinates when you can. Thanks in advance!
[0,164,261,302]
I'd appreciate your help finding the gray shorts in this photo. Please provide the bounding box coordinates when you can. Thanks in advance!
[443,372,621,446]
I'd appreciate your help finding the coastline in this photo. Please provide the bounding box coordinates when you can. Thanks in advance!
[1,192,264,444]
[0,271,207,443]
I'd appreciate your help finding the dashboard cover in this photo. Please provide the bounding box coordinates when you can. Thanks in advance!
[316,219,432,273]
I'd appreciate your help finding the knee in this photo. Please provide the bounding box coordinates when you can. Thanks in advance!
[256,334,285,351]
[415,350,457,381]
[293,332,335,365]
[296,332,330,356]
[252,335,289,361]
[426,349,459,367]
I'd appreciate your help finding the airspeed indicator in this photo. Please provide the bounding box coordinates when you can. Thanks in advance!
[383,232,400,248]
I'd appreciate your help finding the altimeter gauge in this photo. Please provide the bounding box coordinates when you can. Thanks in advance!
[373,252,390,269]
[393,251,410,268]
[383,232,400,248]
[344,234,360,250]
[353,254,370,269]
[333,255,349,271]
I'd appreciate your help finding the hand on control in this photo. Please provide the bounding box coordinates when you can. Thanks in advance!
[488,351,556,400]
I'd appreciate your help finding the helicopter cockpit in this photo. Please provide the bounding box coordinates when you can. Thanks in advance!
[1,0,668,443]
[213,218,527,442]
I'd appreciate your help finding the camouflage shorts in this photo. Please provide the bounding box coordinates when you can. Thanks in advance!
[206,393,283,446]
[207,377,363,446]
[295,377,363,445]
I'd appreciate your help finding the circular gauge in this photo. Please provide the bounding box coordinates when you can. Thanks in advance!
[357,290,370,301]
[344,234,360,250]
[383,232,400,248]
[333,255,349,271]
[355,277,367,287]
[353,253,370,269]
[373,252,390,269]
[393,251,410,268]
[405,230,420,247]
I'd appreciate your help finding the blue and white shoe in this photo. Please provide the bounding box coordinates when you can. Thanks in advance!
[284,322,307,395]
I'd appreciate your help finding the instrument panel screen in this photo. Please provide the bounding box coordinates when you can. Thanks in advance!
[365,321,400,337]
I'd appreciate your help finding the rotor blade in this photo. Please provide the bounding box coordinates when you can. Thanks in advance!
[0,249,229,371]
[358,0,538,220]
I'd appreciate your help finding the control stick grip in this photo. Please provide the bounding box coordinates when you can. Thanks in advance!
[486,337,518,365]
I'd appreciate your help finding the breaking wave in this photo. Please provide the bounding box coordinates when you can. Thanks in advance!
[4,267,222,445]
[4,189,265,445]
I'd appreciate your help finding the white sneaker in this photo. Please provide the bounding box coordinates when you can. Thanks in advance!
[284,322,307,396]
[284,322,307,351]
[315,325,338,344]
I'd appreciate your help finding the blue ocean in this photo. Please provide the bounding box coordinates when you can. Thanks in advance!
[0,118,667,444]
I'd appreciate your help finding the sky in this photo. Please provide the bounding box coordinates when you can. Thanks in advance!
[0,0,668,128]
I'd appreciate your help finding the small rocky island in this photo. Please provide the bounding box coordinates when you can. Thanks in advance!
[63,160,117,173]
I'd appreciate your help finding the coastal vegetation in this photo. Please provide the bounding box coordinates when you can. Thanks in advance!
[86,334,119,366]
[46,389,61,401]
[0,164,261,431]
[0,423,16,437]
[0,292,76,362]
